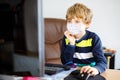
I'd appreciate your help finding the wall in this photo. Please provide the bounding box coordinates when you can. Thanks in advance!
[43,0,120,69]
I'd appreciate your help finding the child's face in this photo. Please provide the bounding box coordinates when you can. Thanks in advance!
[67,17,87,35]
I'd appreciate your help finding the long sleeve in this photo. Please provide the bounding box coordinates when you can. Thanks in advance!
[60,36,75,65]
[92,35,107,73]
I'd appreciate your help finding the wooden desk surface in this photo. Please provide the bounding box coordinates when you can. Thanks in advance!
[101,69,120,80]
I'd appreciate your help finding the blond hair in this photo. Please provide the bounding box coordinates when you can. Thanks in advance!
[66,3,93,24]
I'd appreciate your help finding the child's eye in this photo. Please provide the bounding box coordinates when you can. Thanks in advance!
[67,20,72,23]
[75,20,80,23]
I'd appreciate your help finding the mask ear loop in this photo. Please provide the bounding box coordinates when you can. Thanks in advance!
[85,21,91,29]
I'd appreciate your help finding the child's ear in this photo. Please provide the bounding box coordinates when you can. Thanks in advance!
[85,21,91,29]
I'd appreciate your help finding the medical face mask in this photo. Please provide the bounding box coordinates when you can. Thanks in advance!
[67,23,82,35]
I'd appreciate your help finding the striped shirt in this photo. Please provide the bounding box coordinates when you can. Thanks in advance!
[61,30,107,73]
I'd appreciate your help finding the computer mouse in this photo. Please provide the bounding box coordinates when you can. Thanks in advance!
[64,70,106,80]
[70,70,90,80]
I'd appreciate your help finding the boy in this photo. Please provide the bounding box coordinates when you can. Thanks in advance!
[61,3,107,76]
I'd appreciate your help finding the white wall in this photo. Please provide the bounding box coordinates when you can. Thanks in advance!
[43,0,120,69]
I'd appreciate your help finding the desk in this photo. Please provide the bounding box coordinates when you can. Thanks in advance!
[0,69,120,80]
[101,69,120,80]
[45,69,120,80]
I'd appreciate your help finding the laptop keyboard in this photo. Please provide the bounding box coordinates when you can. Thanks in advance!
[45,63,70,75]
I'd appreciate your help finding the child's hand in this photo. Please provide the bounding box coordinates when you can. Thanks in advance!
[80,66,99,76]
[64,30,75,45]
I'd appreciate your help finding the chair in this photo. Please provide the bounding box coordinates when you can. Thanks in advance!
[44,18,67,64]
